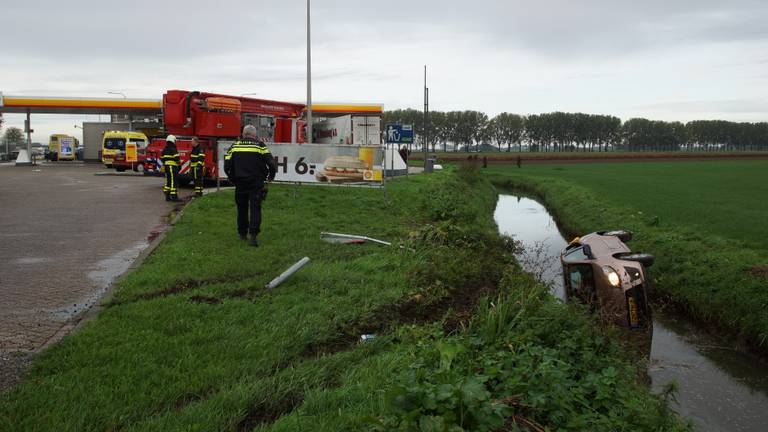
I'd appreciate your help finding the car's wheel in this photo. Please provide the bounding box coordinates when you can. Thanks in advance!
[614,252,654,267]
[115,166,126,172]
[600,230,633,242]
[133,163,144,173]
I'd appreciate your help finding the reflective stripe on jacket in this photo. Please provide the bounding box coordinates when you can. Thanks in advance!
[161,143,181,167]
[223,140,276,183]
[190,146,205,167]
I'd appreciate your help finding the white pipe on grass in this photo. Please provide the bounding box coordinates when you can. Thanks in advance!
[265,257,310,290]
[320,232,392,246]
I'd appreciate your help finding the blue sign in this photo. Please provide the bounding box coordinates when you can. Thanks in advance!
[385,124,414,144]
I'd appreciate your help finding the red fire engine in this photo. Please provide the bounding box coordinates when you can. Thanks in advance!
[113,90,306,182]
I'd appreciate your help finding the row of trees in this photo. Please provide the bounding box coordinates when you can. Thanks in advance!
[382,109,768,152]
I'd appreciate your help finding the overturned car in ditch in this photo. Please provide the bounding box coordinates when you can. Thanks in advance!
[561,230,654,329]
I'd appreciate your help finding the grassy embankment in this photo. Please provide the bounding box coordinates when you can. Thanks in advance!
[1,167,686,431]
[487,160,768,348]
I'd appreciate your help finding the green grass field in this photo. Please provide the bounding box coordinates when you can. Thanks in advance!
[0,169,686,431]
[487,160,768,251]
[486,160,768,349]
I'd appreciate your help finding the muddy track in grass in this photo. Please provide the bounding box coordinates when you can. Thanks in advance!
[236,391,306,432]
[301,280,498,359]
[159,271,504,430]
[105,276,261,306]
[231,280,501,431]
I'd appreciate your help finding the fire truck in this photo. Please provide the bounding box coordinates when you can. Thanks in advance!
[112,90,307,181]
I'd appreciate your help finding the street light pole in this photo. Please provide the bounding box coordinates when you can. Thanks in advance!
[423,65,428,167]
[108,91,128,130]
[306,0,313,144]
[26,109,32,161]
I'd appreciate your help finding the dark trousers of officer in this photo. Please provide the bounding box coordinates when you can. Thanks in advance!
[234,180,263,236]
[193,166,203,196]
[164,166,179,199]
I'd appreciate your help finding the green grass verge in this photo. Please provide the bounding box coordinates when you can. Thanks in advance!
[0,167,686,431]
[486,161,768,348]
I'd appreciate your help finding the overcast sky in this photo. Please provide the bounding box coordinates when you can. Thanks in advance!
[2,0,767,143]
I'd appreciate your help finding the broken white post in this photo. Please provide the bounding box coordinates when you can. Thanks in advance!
[265,257,310,290]
[320,232,391,246]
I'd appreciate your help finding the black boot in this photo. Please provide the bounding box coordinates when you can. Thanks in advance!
[239,233,247,241]
[248,236,259,247]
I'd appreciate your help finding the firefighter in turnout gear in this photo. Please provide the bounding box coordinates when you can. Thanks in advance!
[190,137,205,197]
[161,135,181,201]
[224,125,277,247]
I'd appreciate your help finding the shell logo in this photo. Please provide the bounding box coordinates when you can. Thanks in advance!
[363,170,373,180]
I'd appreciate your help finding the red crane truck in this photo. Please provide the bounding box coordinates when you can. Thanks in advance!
[112,90,307,182]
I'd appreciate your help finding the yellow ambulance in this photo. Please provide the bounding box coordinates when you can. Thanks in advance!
[101,131,148,168]
[48,134,79,161]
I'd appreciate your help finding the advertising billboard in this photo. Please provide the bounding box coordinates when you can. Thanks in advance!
[60,136,75,158]
[217,142,384,186]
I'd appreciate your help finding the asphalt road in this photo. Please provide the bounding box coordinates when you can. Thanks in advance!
[0,162,189,391]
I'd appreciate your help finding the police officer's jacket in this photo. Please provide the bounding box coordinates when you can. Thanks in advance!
[161,142,180,167]
[224,140,277,187]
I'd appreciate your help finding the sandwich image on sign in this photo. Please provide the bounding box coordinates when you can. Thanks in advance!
[316,156,368,183]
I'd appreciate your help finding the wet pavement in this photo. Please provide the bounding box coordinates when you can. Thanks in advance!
[0,163,188,392]
[494,194,768,432]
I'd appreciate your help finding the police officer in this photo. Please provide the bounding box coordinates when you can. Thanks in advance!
[224,125,277,247]
[190,137,205,197]
[161,135,181,202]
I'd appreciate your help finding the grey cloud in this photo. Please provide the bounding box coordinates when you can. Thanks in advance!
[314,0,768,59]
[5,0,767,65]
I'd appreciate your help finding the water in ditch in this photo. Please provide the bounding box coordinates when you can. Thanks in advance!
[494,194,768,432]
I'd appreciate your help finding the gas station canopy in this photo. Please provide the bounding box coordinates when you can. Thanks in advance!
[311,103,383,115]
[0,93,162,115]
